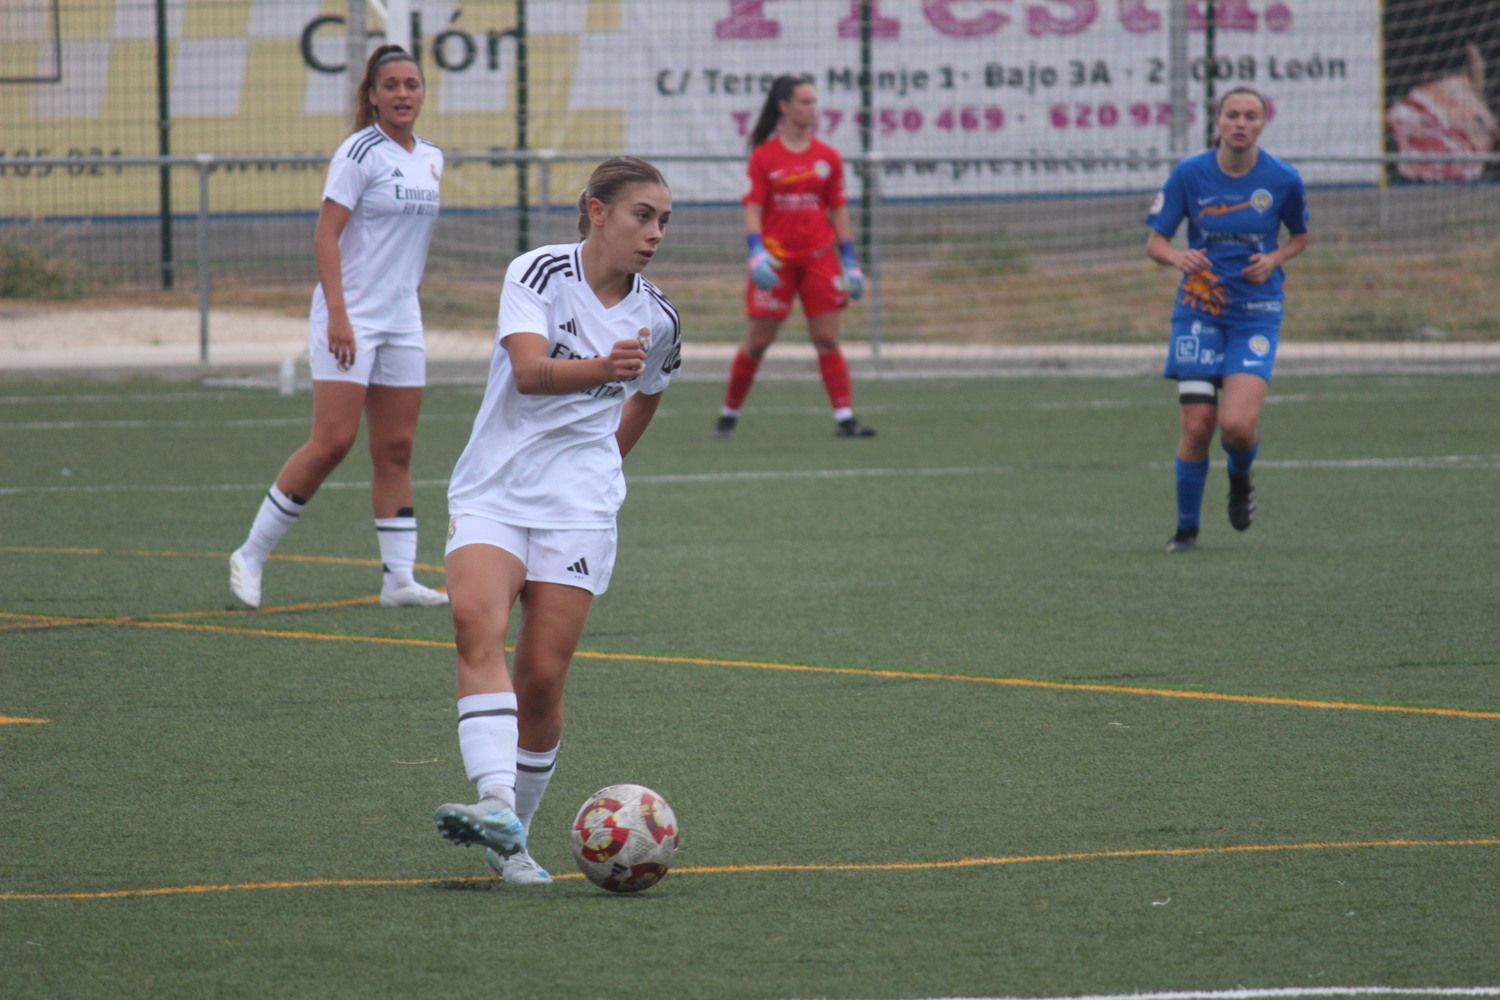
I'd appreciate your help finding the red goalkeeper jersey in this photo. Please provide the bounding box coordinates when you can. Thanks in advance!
[743,135,846,264]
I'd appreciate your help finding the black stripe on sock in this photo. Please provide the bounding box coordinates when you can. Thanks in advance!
[458,707,518,722]
[266,490,302,517]
[516,761,555,774]
[396,506,414,518]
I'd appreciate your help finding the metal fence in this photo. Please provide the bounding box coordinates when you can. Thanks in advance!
[4,148,1499,369]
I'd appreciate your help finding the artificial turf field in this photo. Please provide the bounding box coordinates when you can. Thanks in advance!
[1,372,1497,1000]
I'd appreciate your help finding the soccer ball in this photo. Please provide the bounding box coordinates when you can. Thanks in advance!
[570,783,681,893]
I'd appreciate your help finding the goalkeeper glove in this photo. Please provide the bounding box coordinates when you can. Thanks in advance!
[837,240,865,301]
[747,234,781,290]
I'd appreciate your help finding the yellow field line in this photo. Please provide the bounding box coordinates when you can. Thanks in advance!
[0,545,443,574]
[12,545,1487,719]
[0,715,49,725]
[3,837,1495,902]
[0,612,129,627]
[0,618,93,634]
[568,650,1500,719]
[5,612,1498,720]
[129,618,447,648]
[153,594,383,619]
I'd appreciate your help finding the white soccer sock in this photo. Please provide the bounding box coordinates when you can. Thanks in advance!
[240,485,304,564]
[457,692,518,807]
[375,512,419,588]
[514,743,559,834]
[833,406,855,422]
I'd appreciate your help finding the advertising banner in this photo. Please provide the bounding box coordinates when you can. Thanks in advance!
[1,1,1386,217]
[599,0,1382,199]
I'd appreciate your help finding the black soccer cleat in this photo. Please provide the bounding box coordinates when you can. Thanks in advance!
[713,414,738,440]
[1165,527,1199,553]
[1227,475,1256,531]
[835,416,877,438]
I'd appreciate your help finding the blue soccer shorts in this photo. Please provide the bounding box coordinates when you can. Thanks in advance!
[1163,310,1282,386]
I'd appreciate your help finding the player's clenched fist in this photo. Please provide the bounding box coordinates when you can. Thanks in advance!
[607,338,648,380]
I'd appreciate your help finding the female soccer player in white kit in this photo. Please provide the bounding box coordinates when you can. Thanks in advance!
[434,157,681,884]
[228,45,448,609]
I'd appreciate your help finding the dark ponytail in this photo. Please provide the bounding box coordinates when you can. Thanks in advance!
[748,75,811,150]
[353,45,421,132]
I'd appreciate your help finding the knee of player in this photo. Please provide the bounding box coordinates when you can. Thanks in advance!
[308,433,358,469]
[370,435,415,469]
[1178,409,1217,443]
[450,599,509,650]
[513,667,567,710]
[1220,419,1258,450]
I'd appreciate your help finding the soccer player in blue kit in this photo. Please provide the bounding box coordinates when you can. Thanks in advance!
[1146,86,1310,553]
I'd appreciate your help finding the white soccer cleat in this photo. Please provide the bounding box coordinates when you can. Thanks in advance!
[435,800,526,859]
[379,581,449,607]
[229,548,262,608]
[486,846,553,885]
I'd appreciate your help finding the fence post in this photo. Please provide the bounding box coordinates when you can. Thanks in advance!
[865,153,882,360]
[537,150,553,244]
[1168,0,1189,155]
[514,0,530,254]
[155,0,173,291]
[196,155,212,363]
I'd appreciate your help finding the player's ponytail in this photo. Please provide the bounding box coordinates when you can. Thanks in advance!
[353,45,421,132]
[577,156,669,238]
[748,75,810,150]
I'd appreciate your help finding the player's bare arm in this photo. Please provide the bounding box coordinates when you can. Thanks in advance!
[616,391,663,458]
[505,332,646,395]
[313,199,355,366]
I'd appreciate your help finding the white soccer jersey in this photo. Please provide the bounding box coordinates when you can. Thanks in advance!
[448,243,683,530]
[310,123,443,334]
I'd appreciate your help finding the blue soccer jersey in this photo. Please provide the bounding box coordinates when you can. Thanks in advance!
[1145,149,1308,319]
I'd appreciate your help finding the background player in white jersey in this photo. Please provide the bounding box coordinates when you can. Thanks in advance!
[229,46,448,608]
[433,157,681,884]
[1146,87,1310,553]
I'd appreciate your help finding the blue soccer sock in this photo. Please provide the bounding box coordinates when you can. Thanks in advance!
[1175,456,1210,531]
[1224,440,1260,480]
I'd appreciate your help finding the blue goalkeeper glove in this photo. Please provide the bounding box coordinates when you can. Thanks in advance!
[838,240,865,301]
[747,234,780,290]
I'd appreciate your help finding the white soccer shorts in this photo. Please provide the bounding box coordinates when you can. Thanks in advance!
[308,319,426,387]
[445,513,617,596]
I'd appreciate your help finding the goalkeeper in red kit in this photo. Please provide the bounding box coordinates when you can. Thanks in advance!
[714,75,875,440]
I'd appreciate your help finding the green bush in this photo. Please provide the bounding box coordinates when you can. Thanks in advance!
[0,242,83,299]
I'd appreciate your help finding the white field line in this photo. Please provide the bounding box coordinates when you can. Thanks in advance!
[901,988,1500,1000]
[3,455,1500,498]
[1,386,1486,430]
[0,412,478,432]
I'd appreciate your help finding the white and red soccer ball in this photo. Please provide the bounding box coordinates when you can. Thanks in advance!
[570,783,681,893]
